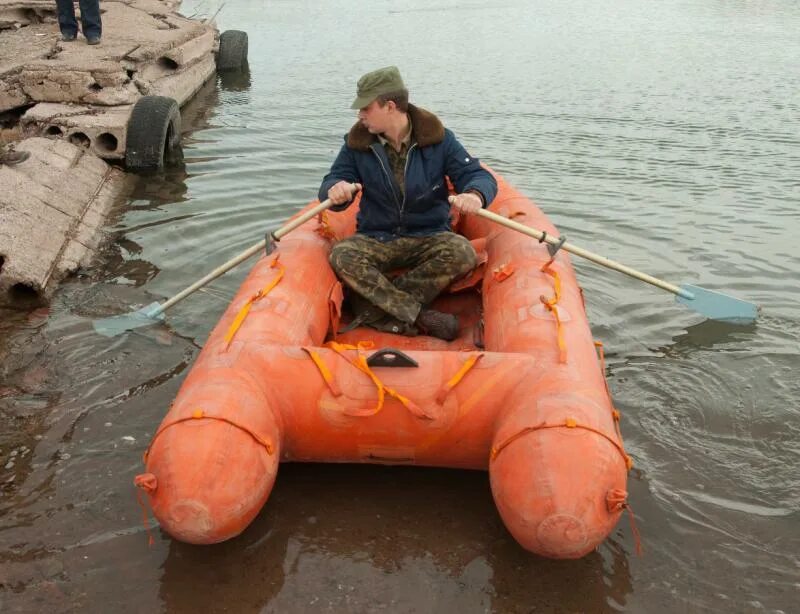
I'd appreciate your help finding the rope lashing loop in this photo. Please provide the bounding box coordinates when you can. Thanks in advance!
[540,262,567,363]
[224,255,284,350]
[134,482,156,546]
[594,341,633,469]
[133,473,159,546]
[607,489,643,555]
[436,352,484,404]
[142,408,274,464]
[489,418,633,470]
[606,488,628,513]
[304,341,431,419]
[134,473,157,493]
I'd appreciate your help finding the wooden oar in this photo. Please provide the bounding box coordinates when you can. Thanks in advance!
[94,186,359,337]
[473,207,759,323]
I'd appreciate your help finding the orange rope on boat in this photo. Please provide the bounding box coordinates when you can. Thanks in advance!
[489,417,633,470]
[302,341,433,419]
[325,341,430,418]
[594,341,613,396]
[594,341,633,468]
[623,501,643,555]
[606,488,643,555]
[223,255,284,350]
[436,352,484,404]
[134,486,156,547]
[142,409,275,463]
[540,260,567,363]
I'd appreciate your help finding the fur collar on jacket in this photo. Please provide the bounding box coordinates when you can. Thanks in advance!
[346,104,445,151]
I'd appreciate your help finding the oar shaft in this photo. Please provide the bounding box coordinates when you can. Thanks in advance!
[475,208,687,298]
[157,240,266,314]
[157,197,336,315]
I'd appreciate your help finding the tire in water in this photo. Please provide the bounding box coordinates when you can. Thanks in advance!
[217,30,248,72]
[125,96,181,172]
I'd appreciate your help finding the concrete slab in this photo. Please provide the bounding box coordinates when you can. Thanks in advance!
[0,137,130,307]
[21,102,134,159]
[0,1,245,308]
[0,1,218,110]
[14,29,217,159]
[1,0,224,160]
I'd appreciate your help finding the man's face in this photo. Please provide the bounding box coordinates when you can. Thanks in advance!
[357,99,392,133]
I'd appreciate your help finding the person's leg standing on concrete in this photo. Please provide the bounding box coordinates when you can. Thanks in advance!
[55,0,78,41]
[55,0,102,44]
[78,0,102,44]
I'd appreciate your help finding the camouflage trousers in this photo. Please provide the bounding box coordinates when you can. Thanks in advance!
[329,232,477,331]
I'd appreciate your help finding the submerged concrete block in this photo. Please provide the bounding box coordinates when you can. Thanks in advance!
[0,137,130,307]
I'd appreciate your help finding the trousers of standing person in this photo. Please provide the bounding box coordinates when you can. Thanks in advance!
[55,0,102,43]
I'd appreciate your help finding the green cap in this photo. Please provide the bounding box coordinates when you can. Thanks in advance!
[350,66,406,110]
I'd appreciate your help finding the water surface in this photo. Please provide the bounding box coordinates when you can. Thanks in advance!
[2,0,799,611]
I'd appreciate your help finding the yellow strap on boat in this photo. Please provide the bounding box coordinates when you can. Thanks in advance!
[142,408,274,463]
[301,347,342,397]
[436,352,484,404]
[308,341,431,419]
[540,261,567,363]
[224,255,284,350]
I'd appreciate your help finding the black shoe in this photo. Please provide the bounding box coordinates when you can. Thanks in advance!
[61,33,77,42]
[369,316,417,336]
[86,36,101,45]
[0,150,30,166]
[415,309,459,341]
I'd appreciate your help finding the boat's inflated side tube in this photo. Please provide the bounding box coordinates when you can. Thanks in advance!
[489,388,628,558]
[136,367,281,544]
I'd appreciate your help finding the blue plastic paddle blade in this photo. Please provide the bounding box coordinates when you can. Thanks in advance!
[92,301,166,337]
[676,284,759,323]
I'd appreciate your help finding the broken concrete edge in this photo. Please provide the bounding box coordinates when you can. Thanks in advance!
[1,1,221,114]
[0,2,248,309]
[17,51,217,160]
[0,137,133,308]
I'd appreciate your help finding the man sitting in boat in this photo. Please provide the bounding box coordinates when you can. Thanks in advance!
[320,66,498,341]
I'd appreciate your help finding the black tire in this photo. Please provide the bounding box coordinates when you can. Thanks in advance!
[125,96,181,172]
[217,30,248,72]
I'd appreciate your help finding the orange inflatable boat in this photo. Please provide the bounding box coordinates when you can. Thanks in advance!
[134,171,632,559]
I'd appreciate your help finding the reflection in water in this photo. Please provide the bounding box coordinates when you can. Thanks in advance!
[219,63,252,92]
[659,319,758,357]
[158,465,633,612]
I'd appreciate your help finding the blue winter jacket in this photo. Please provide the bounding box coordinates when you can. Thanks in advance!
[318,104,498,241]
